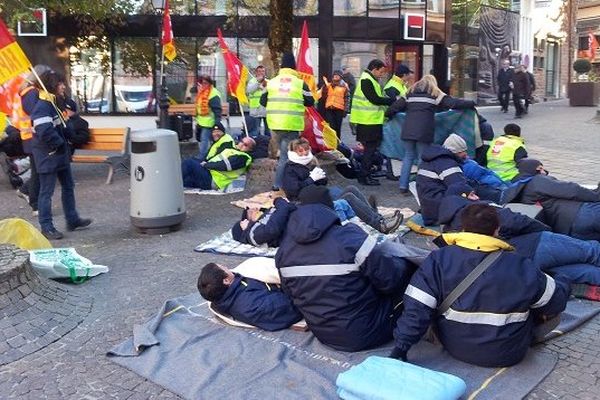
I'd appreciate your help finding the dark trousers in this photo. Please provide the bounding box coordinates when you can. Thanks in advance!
[181,158,213,189]
[498,91,510,111]
[38,166,80,232]
[513,95,525,117]
[20,154,40,210]
[359,139,381,178]
[324,108,345,139]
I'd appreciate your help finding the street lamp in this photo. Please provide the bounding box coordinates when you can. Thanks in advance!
[152,0,169,129]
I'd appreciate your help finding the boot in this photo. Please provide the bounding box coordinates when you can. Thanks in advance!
[377,211,403,234]
[358,176,380,186]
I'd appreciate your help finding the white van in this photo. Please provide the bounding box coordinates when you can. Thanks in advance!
[114,85,153,113]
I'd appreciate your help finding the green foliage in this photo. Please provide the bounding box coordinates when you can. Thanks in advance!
[573,58,592,74]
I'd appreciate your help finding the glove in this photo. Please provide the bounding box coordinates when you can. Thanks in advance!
[389,347,407,361]
[309,167,326,182]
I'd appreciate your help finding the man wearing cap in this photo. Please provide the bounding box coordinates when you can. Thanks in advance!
[260,52,315,191]
[384,64,413,100]
[320,71,349,139]
[416,136,472,225]
[181,129,255,190]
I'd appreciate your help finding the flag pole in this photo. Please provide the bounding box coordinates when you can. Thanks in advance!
[29,66,66,127]
[238,101,250,138]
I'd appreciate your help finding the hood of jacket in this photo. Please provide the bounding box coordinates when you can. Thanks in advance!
[421,144,456,163]
[287,204,340,244]
[437,195,471,226]
[442,232,514,252]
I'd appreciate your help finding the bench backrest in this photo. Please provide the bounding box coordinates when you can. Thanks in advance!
[168,103,230,117]
[82,128,130,153]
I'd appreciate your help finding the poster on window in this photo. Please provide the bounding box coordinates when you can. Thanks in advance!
[403,14,425,41]
[17,8,47,37]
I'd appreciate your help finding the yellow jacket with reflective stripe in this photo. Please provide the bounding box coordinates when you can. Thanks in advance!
[350,72,385,125]
[209,148,252,189]
[487,135,526,181]
[383,75,409,99]
[247,77,267,110]
[195,87,221,127]
[266,69,305,131]
[206,133,235,161]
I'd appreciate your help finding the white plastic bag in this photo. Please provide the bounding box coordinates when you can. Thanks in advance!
[29,248,109,283]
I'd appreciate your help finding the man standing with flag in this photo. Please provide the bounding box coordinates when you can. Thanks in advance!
[260,52,314,191]
[350,59,394,186]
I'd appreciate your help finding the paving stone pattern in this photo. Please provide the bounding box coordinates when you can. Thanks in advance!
[0,99,597,399]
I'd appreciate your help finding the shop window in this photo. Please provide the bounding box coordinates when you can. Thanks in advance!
[332,41,391,82]
[426,0,445,42]
[69,42,112,114]
[161,37,199,104]
[238,0,270,16]
[197,0,235,16]
[294,0,319,15]
[114,37,156,113]
[370,0,400,18]
[334,0,367,16]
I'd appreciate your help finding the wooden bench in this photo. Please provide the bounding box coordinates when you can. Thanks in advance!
[168,103,231,130]
[71,127,130,184]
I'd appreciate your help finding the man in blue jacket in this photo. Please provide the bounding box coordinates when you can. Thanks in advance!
[390,203,570,367]
[198,262,302,331]
[275,185,429,351]
[439,183,600,285]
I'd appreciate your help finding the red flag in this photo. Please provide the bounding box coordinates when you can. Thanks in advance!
[295,21,317,99]
[0,18,31,84]
[589,31,599,60]
[162,0,176,61]
[302,108,337,153]
[216,28,250,105]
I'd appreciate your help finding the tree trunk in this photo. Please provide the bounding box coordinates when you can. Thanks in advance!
[268,0,293,74]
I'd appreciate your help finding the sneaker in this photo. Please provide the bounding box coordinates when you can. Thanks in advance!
[66,218,92,231]
[42,229,63,240]
[378,211,403,234]
[16,189,29,203]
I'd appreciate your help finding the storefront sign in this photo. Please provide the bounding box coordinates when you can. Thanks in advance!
[404,14,425,41]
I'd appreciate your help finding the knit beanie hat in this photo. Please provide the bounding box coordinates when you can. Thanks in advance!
[333,70,344,78]
[443,134,468,154]
[298,185,334,209]
[280,52,296,70]
[517,158,542,177]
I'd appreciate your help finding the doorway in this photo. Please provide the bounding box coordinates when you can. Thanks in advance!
[393,44,421,83]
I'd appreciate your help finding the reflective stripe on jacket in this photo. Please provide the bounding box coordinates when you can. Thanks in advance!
[195,87,221,127]
[206,133,234,161]
[383,75,408,99]
[266,70,305,131]
[350,72,385,125]
[208,148,252,189]
[487,135,525,181]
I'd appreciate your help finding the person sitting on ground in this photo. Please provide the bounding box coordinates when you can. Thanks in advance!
[282,138,402,234]
[181,131,255,190]
[390,203,570,367]
[439,183,600,285]
[415,135,472,225]
[231,197,296,248]
[442,133,509,203]
[275,185,430,352]
[63,99,90,155]
[503,159,600,241]
[487,123,527,182]
[198,262,302,331]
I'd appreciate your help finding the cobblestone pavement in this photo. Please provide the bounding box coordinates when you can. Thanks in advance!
[0,99,598,399]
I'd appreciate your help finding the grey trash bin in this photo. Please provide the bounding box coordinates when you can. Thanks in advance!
[130,129,186,234]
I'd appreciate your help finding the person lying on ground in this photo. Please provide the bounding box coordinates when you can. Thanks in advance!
[503,159,600,241]
[275,185,429,352]
[231,197,296,248]
[282,138,402,233]
[438,183,600,285]
[181,131,255,190]
[198,262,302,331]
[486,123,528,182]
[390,203,570,367]
[415,136,472,225]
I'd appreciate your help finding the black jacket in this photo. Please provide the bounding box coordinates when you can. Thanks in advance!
[497,68,514,92]
[275,204,417,351]
[237,198,296,248]
[386,92,475,143]
[65,114,90,148]
[504,174,600,234]
[282,162,327,201]
[512,70,531,97]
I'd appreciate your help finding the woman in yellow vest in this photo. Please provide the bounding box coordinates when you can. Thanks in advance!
[349,59,394,186]
[320,70,349,139]
[195,75,223,161]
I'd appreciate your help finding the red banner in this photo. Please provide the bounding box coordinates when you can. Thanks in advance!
[216,28,250,105]
[0,18,31,85]
[162,0,176,61]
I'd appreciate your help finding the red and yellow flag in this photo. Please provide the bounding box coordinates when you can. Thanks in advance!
[589,31,599,61]
[162,0,176,62]
[296,21,317,100]
[216,28,250,105]
[0,18,31,85]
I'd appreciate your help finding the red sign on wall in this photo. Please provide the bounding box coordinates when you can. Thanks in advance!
[404,14,425,41]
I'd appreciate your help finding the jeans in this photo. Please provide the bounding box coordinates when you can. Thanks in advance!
[498,91,510,111]
[272,130,300,188]
[333,185,381,228]
[533,231,600,272]
[571,202,600,241]
[38,166,80,232]
[196,126,212,161]
[333,199,356,221]
[546,264,600,285]
[181,159,212,189]
[29,154,39,209]
[247,115,270,137]
[399,140,427,190]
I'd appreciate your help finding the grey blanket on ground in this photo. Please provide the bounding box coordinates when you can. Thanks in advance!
[107,294,598,400]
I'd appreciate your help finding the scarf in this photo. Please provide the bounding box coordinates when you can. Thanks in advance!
[196,86,211,116]
[287,150,314,166]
